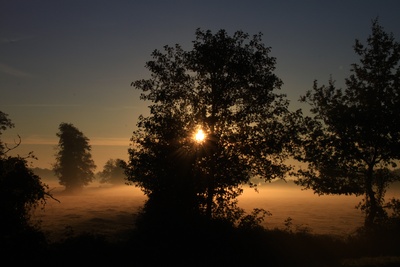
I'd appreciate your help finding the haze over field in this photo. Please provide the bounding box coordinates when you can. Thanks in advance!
[33,179,400,242]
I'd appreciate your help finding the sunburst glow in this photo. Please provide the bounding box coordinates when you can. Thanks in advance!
[194,129,205,143]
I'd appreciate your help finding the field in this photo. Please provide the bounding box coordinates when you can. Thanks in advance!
[32,179,389,241]
[15,180,399,266]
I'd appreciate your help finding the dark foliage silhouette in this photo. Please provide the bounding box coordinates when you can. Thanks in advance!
[53,122,96,193]
[0,111,57,260]
[126,28,301,229]
[0,156,50,234]
[294,18,400,228]
[0,110,16,156]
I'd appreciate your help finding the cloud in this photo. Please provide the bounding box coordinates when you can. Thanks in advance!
[90,137,130,146]
[0,35,34,45]
[2,103,81,108]
[13,136,130,146]
[103,106,141,111]
[0,62,33,78]
[22,137,59,145]
[2,134,58,146]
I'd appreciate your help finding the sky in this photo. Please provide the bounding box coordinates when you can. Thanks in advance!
[1,0,400,171]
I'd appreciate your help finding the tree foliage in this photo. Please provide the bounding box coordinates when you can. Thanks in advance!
[0,111,15,156]
[294,19,400,227]
[0,111,56,239]
[98,158,127,185]
[0,156,51,233]
[53,123,96,193]
[127,29,300,225]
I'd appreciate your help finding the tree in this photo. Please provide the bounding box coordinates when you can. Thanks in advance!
[98,158,127,185]
[0,111,56,240]
[294,19,400,227]
[1,156,51,234]
[127,29,299,226]
[53,123,96,193]
[0,111,15,156]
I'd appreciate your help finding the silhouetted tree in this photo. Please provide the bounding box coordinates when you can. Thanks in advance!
[294,19,400,227]
[53,123,96,193]
[1,156,51,234]
[0,111,15,156]
[98,158,127,185]
[0,111,56,240]
[127,29,300,226]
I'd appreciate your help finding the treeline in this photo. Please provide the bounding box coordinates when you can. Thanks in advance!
[30,165,127,186]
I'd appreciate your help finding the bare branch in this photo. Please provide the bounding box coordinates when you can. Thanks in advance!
[4,134,22,154]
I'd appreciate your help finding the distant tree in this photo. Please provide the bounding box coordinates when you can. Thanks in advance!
[294,19,400,227]
[53,123,96,193]
[0,111,56,240]
[127,28,300,226]
[98,158,127,185]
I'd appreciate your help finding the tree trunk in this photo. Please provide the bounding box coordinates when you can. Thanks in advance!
[205,135,216,220]
[364,164,378,227]
[206,176,213,219]
[206,78,217,220]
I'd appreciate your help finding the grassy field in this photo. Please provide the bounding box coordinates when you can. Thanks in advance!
[14,177,399,266]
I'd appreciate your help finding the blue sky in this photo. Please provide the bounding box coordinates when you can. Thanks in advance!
[1,0,400,170]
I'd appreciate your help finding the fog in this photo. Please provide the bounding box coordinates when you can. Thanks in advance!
[32,180,400,242]
[239,186,364,235]
[33,184,145,242]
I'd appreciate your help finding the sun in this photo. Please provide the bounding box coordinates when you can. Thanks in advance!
[194,129,206,143]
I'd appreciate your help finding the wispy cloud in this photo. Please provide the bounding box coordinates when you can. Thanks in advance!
[0,62,33,78]
[2,103,82,108]
[103,106,141,111]
[2,135,58,146]
[23,137,59,145]
[90,137,130,146]
[0,34,34,45]
[7,136,130,146]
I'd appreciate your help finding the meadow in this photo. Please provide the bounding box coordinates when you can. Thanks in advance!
[33,179,384,241]
[16,179,399,266]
